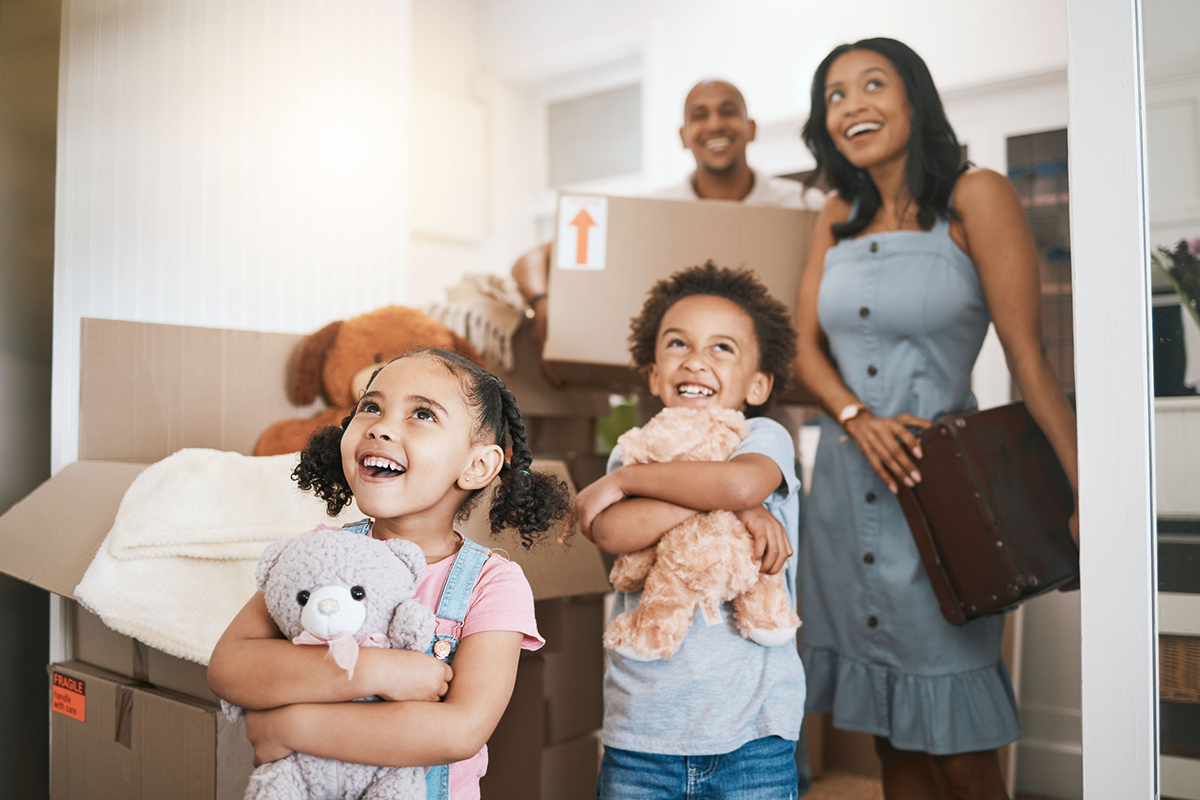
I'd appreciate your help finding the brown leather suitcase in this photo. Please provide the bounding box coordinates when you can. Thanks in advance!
[896,402,1078,626]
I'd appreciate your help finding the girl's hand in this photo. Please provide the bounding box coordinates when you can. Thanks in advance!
[844,411,931,494]
[245,707,295,767]
[575,473,627,540]
[369,649,452,702]
[1069,506,1080,547]
[734,506,792,575]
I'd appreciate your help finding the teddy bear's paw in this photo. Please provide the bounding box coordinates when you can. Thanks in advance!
[219,699,244,723]
[610,644,662,662]
[609,548,657,592]
[744,625,800,648]
[243,756,307,800]
[363,765,426,799]
[603,614,663,660]
[390,599,436,652]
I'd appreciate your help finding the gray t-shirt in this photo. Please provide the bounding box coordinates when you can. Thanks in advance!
[601,416,806,755]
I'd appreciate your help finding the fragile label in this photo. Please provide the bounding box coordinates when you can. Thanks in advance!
[52,672,86,722]
[556,195,608,271]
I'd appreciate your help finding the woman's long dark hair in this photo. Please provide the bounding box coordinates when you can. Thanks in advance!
[802,37,967,241]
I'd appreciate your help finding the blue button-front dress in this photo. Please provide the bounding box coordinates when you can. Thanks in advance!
[800,209,1021,755]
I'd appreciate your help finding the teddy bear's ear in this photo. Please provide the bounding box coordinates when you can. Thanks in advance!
[382,538,426,583]
[292,320,343,405]
[254,537,293,593]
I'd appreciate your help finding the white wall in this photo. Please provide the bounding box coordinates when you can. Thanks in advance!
[408,0,547,307]
[52,0,413,474]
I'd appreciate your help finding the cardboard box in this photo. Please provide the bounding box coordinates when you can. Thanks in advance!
[541,730,602,800]
[0,318,613,800]
[480,652,546,800]
[479,659,603,800]
[541,596,605,746]
[70,604,221,703]
[48,661,254,800]
[545,194,819,403]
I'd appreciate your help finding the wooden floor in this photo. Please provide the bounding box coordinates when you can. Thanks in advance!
[806,772,883,800]
[804,773,1061,800]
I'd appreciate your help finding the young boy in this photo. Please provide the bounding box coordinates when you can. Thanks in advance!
[575,262,806,799]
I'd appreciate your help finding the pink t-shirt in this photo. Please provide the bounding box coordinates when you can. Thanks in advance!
[412,536,543,800]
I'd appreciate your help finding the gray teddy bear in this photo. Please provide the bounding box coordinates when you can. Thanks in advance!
[223,527,437,800]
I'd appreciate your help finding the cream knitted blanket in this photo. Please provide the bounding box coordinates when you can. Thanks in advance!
[425,273,527,370]
[74,448,361,665]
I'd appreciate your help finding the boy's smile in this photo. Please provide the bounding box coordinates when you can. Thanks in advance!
[647,294,772,412]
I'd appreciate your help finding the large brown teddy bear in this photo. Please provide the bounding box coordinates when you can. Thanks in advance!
[255,305,482,456]
[604,406,801,661]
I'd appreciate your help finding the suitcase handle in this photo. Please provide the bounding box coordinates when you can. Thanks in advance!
[899,484,968,626]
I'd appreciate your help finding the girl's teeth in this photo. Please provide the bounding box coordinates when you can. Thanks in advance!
[363,456,402,471]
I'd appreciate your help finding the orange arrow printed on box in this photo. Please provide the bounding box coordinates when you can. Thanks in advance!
[570,209,597,265]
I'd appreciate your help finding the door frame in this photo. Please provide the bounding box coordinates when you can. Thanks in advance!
[1068,0,1160,796]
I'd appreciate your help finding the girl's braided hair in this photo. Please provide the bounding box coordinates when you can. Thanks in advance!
[292,349,573,549]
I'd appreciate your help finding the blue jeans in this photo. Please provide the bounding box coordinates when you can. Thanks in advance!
[596,736,801,800]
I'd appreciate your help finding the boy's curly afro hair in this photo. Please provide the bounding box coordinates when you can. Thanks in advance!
[628,262,797,413]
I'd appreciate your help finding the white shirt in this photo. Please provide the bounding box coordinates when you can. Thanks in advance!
[648,168,826,210]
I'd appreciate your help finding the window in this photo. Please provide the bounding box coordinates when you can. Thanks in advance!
[548,84,641,186]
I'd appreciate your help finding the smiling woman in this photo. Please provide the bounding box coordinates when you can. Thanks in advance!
[793,37,1080,800]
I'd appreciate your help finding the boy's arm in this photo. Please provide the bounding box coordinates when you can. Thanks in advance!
[207,593,451,709]
[589,497,791,574]
[616,453,782,509]
[577,451,789,570]
[245,630,521,768]
[588,497,698,553]
[577,452,783,533]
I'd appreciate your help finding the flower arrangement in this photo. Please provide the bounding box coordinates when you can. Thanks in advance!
[1153,239,1200,330]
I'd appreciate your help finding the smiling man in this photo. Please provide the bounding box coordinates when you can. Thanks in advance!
[513,79,823,365]
[652,79,823,208]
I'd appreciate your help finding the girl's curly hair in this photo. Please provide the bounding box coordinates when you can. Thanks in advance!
[292,349,573,549]
[627,262,797,415]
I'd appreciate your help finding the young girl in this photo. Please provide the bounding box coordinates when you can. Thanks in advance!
[207,348,572,800]
[795,38,1078,799]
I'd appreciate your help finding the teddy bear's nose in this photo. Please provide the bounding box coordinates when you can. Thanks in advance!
[318,598,340,616]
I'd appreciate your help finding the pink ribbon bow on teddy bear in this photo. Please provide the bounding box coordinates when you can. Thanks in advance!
[293,630,390,679]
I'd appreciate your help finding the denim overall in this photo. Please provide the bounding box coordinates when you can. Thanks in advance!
[343,519,491,800]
